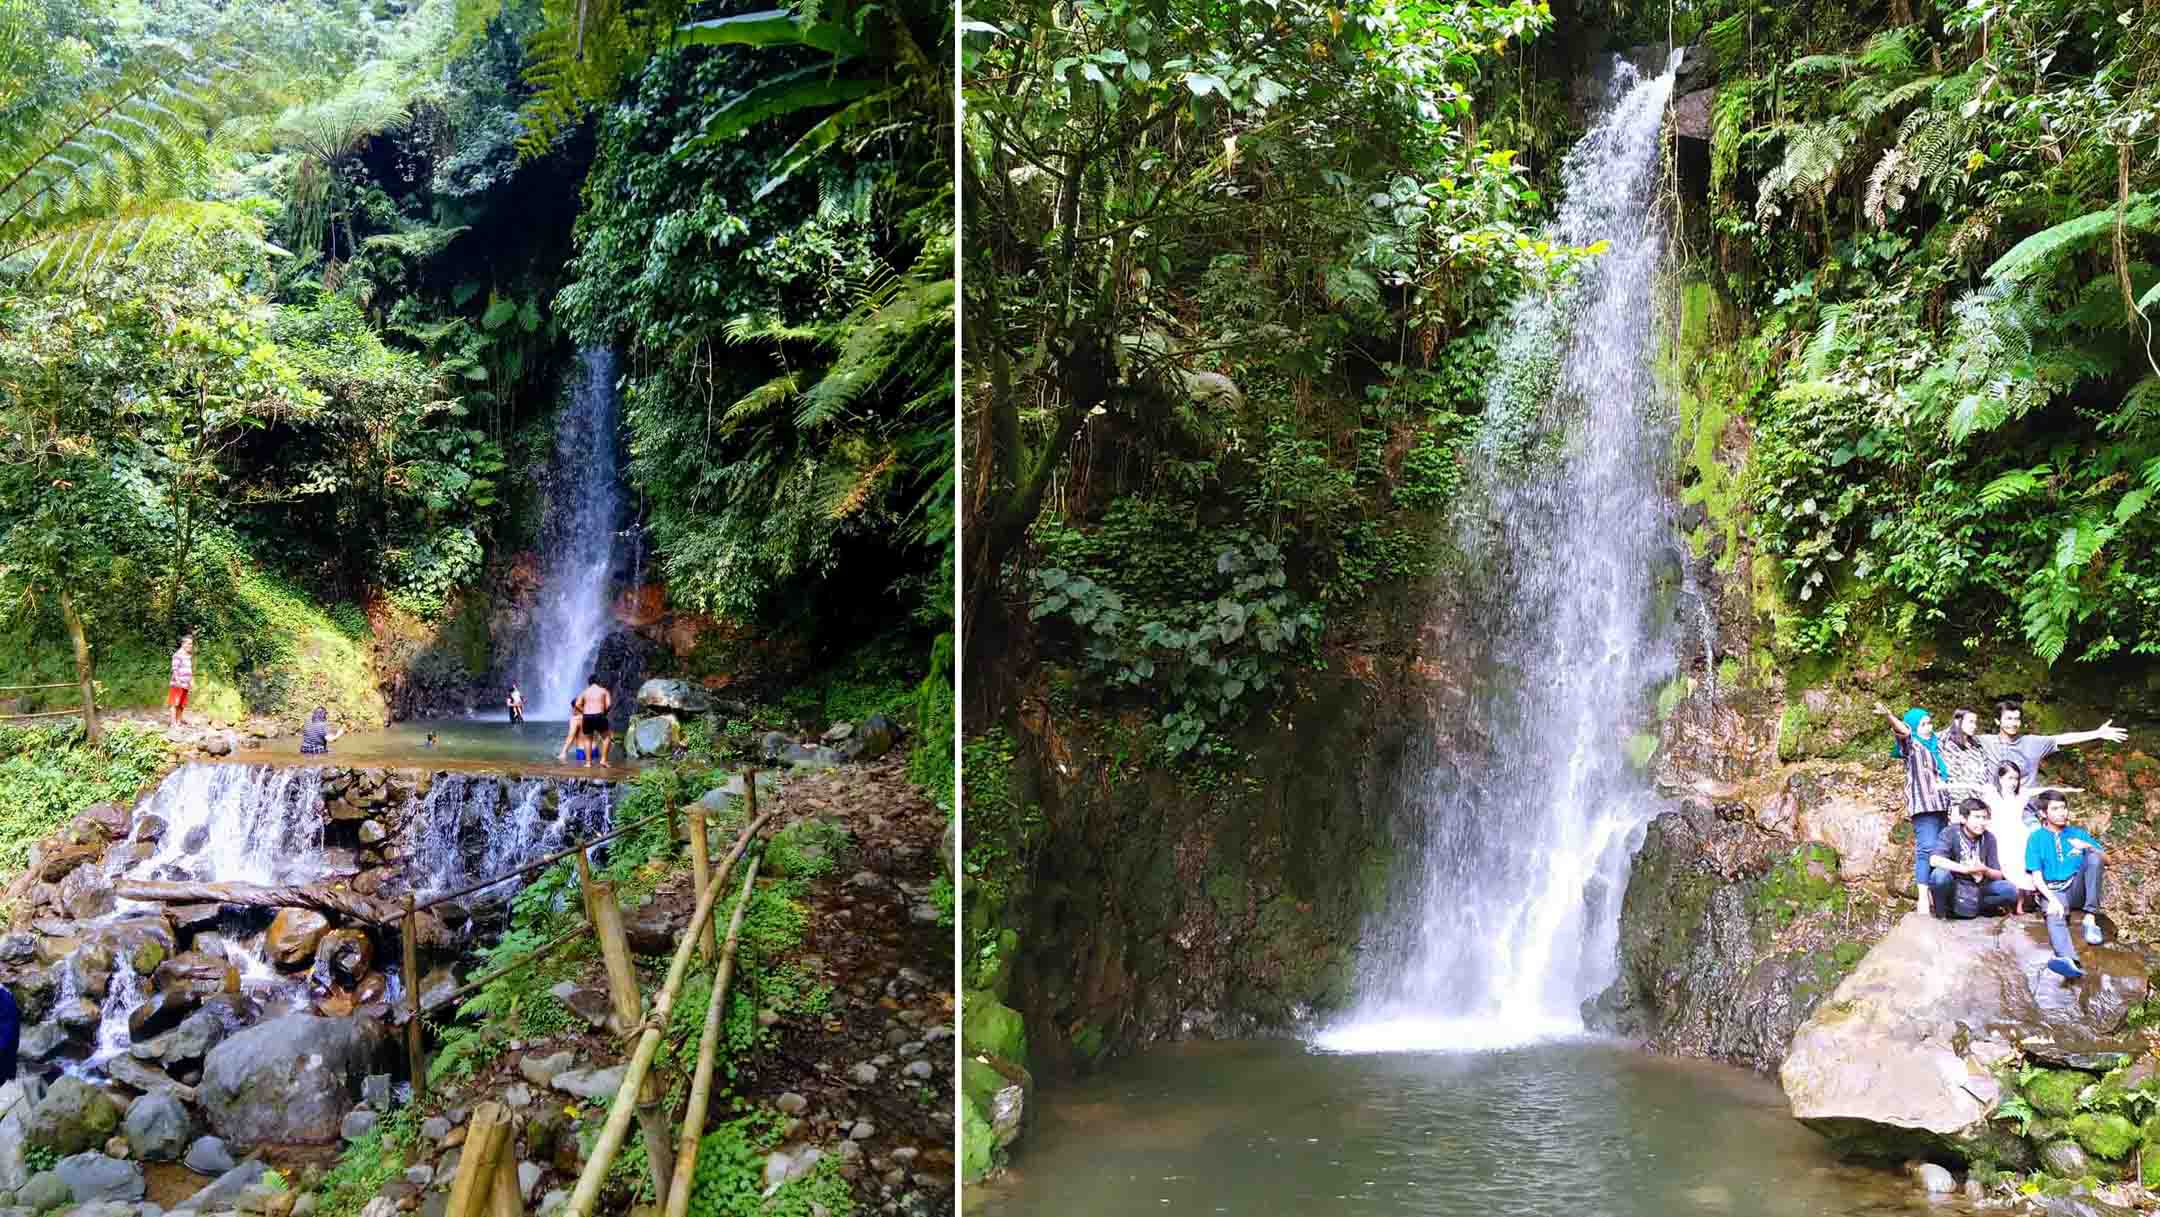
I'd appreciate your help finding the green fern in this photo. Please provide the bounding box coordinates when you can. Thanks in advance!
[1977,465,2051,508]
[1706,12,1752,69]
[0,35,278,276]
[1754,119,1854,223]
[1984,194,2160,285]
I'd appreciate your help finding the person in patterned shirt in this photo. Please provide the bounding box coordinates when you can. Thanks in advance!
[168,633,194,727]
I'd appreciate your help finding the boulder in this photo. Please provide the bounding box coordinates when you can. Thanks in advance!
[1795,795,1894,882]
[184,1137,236,1177]
[172,1156,265,1212]
[51,1154,143,1205]
[842,713,899,762]
[123,1093,193,1162]
[1780,913,2149,1161]
[0,1080,37,1192]
[265,910,331,969]
[128,990,199,1042]
[309,931,373,990]
[57,864,115,921]
[625,715,681,760]
[25,1077,124,1156]
[635,679,710,715]
[18,1171,69,1213]
[199,1015,381,1145]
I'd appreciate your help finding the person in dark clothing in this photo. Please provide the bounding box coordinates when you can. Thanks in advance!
[1928,798,2019,920]
[299,706,344,755]
[0,982,19,1083]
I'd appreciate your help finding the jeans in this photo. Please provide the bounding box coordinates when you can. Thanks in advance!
[1928,869,2018,919]
[2040,850,2106,959]
[1913,811,1949,888]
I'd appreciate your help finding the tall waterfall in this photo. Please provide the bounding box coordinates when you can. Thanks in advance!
[1320,56,1683,1053]
[518,346,628,715]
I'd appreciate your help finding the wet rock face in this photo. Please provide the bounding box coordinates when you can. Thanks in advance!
[1779,914,2150,1162]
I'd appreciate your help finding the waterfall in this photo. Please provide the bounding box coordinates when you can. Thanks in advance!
[1320,56,1682,1054]
[518,346,628,716]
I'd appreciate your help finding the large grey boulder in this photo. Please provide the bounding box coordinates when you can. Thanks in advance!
[625,715,681,760]
[51,1154,144,1205]
[199,1015,381,1144]
[172,1156,265,1213]
[635,679,710,715]
[0,1079,39,1191]
[24,1077,124,1155]
[1780,913,2149,1161]
[124,1092,193,1161]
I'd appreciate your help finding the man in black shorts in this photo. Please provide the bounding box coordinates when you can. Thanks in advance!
[572,676,614,768]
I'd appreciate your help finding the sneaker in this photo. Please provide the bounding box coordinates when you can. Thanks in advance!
[2047,957,2085,980]
[2084,919,2104,946]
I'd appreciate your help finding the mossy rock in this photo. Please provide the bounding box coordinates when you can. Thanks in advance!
[2025,1069,2091,1117]
[960,1094,996,1182]
[2070,1112,2140,1161]
[962,989,1028,1065]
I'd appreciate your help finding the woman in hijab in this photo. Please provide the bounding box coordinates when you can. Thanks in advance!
[1884,706,1951,912]
[300,707,344,755]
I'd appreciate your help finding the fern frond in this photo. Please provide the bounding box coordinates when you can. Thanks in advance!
[1854,75,1940,126]
[719,372,803,432]
[1858,27,1919,73]
[1706,13,1751,69]
[0,36,276,271]
[680,67,883,159]
[1977,465,2050,507]
[757,88,907,202]
[1786,54,1853,77]
[1754,119,1854,223]
[1984,194,2160,284]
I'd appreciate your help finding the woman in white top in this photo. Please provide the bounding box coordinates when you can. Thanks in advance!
[1944,761,2080,896]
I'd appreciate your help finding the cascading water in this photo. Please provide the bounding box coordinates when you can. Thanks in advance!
[517,346,629,715]
[72,762,616,1072]
[1320,56,1684,1053]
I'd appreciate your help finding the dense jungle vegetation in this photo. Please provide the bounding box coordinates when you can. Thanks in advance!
[0,0,954,729]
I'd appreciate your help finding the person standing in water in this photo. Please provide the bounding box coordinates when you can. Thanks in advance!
[299,707,344,755]
[506,685,525,723]
[571,676,614,767]
[168,633,194,727]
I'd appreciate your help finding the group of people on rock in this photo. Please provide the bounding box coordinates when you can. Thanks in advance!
[1888,696,2129,979]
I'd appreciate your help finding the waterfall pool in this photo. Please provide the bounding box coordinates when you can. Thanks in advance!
[972,1039,1946,1217]
[249,717,644,772]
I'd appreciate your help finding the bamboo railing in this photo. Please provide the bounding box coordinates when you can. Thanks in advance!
[421,770,777,1217]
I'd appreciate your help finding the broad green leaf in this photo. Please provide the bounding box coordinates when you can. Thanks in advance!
[675,11,869,58]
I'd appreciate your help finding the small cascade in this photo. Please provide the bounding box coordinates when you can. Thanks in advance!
[45,761,616,1080]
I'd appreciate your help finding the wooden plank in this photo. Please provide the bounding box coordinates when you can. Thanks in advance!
[404,898,427,1099]
[664,854,765,1217]
[687,801,716,963]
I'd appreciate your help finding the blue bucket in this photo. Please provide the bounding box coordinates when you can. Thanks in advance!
[573,747,586,763]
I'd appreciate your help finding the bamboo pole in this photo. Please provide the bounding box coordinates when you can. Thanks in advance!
[563,811,772,1217]
[664,855,763,1217]
[590,881,642,1035]
[446,1102,510,1217]
[488,1136,523,1217]
[635,1074,674,1211]
[403,894,427,1099]
[687,800,716,963]
[574,849,598,927]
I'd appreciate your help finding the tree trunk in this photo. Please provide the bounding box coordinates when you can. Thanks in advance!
[115,878,392,924]
[59,588,97,743]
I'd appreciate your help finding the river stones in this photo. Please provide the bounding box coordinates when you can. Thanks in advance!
[53,1153,146,1205]
[310,930,373,990]
[0,1080,37,1192]
[124,1092,194,1161]
[843,713,899,761]
[128,989,198,1041]
[1781,913,2149,1161]
[200,1014,381,1144]
[25,1077,124,1155]
[266,909,332,968]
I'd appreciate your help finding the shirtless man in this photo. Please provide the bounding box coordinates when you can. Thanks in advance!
[571,676,613,768]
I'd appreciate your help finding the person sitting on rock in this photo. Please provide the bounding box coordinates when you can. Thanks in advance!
[299,706,345,756]
[1980,695,2128,820]
[0,981,17,1083]
[1942,762,2082,899]
[2025,790,2108,979]
[1928,797,2018,921]
[1882,706,1952,914]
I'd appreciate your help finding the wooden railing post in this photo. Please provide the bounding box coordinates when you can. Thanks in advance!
[590,881,642,1035]
[635,1074,673,1211]
[447,1102,509,1217]
[688,800,715,963]
[403,894,426,1098]
[573,849,598,927]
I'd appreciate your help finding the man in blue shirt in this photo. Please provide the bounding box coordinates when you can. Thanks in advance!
[2024,790,2106,979]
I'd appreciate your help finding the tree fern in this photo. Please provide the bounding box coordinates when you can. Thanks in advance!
[1857,27,1919,73]
[1977,464,2051,507]
[1754,119,1853,223]
[0,36,278,276]
[1706,12,1751,70]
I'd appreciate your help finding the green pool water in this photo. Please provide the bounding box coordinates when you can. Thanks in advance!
[252,717,643,773]
[972,1039,1949,1217]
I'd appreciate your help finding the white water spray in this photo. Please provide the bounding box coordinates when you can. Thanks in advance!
[518,346,628,714]
[1320,56,1683,1054]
